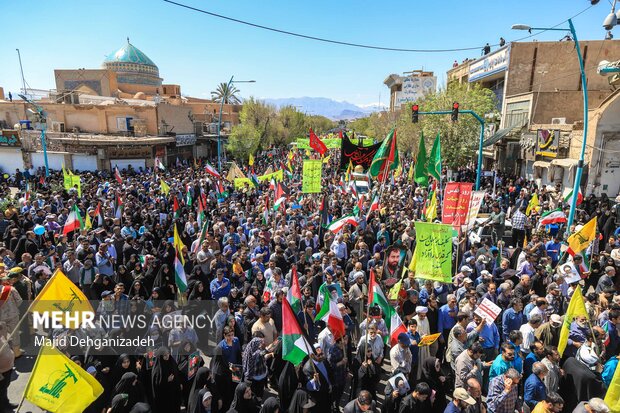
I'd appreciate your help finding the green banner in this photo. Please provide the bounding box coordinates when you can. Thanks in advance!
[302,160,322,193]
[296,138,374,150]
[234,169,284,189]
[413,222,453,283]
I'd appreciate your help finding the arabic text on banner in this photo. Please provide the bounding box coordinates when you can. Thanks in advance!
[413,222,453,283]
[234,169,284,189]
[462,191,485,231]
[442,182,473,227]
[302,160,322,193]
[296,138,375,150]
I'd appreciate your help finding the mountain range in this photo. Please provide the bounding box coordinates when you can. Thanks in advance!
[261,97,385,120]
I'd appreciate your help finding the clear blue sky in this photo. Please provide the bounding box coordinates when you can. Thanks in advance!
[1,0,614,106]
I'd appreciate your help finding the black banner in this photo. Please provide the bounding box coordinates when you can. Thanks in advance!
[340,137,382,170]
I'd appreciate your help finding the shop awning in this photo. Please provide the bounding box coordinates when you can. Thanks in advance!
[482,128,513,147]
[550,158,581,168]
[532,160,551,168]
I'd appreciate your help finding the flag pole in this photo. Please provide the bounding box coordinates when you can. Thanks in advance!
[14,393,25,413]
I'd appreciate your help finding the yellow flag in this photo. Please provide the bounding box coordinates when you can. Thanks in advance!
[30,269,94,321]
[526,193,539,216]
[249,154,255,166]
[388,279,402,300]
[84,213,92,230]
[322,155,331,164]
[558,288,589,356]
[288,150,294,161]
[25,345,104,413]
[523,234,528,249]
[173,223,186,265]
[567,217,597,255]
[160,179,170,196]
[408,247,417,273]
[426,191,438,222]
[605,358,620,413]
[305,149,311,157]
[408,165,414,181]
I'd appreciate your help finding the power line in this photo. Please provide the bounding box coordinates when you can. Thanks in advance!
[163,0,594,53]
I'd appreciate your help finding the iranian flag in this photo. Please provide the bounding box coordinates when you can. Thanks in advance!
[269,178,276,191]
[274,182,287,211]
[286,267,302,314]
[388,308,407,346]
[63,205,84,235]
[174,251,188,293]
[539,208,567,227]
[326,214,358,233]
[114,167,123,185]
[368,269,393,343]
[282,296,312,366]
[115,194,123,219]
[563,188,583,206]
[205,163,221,179]
[366,195,380,220]
[314,285,345,339]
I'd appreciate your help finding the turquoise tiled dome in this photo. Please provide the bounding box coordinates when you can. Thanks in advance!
[103,39,162,87]
[104,40,158,68]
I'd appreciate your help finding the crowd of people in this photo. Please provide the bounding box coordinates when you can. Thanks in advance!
[0,146,618,413]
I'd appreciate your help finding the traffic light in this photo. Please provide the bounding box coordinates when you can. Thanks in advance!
[451,102,459,122]
[411,104,419,123]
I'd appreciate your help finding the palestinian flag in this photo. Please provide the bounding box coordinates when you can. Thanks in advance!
[539,208,567,227]
[115,194,123,219]
[197,197,206,228]
[563,188,583,206]
[353,194,365,216]
[94,202,103,226]
[173,197,180,219]
[274,182,287,211]
[286,266,302,314]
[326,214,358,233]
[114,167,122,185]
[314,284,345,339]
[174,251,188,293]
[388,308,407,347]
[63,205,84,235]
[282,296,312,366]
[205,163,221,179]
[216,181,228,199]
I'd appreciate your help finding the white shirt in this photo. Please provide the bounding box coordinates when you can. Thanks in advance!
[318,328,335,355]
[519,323,536,354]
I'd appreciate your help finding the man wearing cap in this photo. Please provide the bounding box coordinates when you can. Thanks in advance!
[446,388,477,413]
[390,332,412,376]
[535,315,562,348]
[596,266,615,294]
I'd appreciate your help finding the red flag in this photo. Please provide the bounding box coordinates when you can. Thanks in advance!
[173,197,179,214]
[339,130,343,139]
[309,128,327,155]
[39,175,45,185]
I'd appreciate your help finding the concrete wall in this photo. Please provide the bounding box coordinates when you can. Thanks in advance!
[507,41,620,97]
[156,103,195,135]
[54,69,118,96]
[529,90,612,125]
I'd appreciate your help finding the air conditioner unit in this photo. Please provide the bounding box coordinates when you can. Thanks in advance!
[551,117,566,125]
[51,121,65,132]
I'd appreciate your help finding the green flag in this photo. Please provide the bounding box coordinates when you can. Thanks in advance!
[369,129,399,179]
[427,132,441,181]
[413,222,453,283]
[414,133,428,187]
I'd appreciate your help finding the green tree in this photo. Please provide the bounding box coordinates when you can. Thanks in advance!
[227,97,277,159]
[211,82,241,104]
[304,115,336,135]
[275,106,306,146]
[361,83,497,168]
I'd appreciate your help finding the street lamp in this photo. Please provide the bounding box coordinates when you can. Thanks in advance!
[602,0,619,30]
[216,76,255,171]
[512,19,587,229]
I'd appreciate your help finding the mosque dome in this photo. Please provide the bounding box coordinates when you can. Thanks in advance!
[103,39,162,88]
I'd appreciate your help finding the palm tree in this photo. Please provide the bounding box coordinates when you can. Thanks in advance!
[211,82,241,104]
